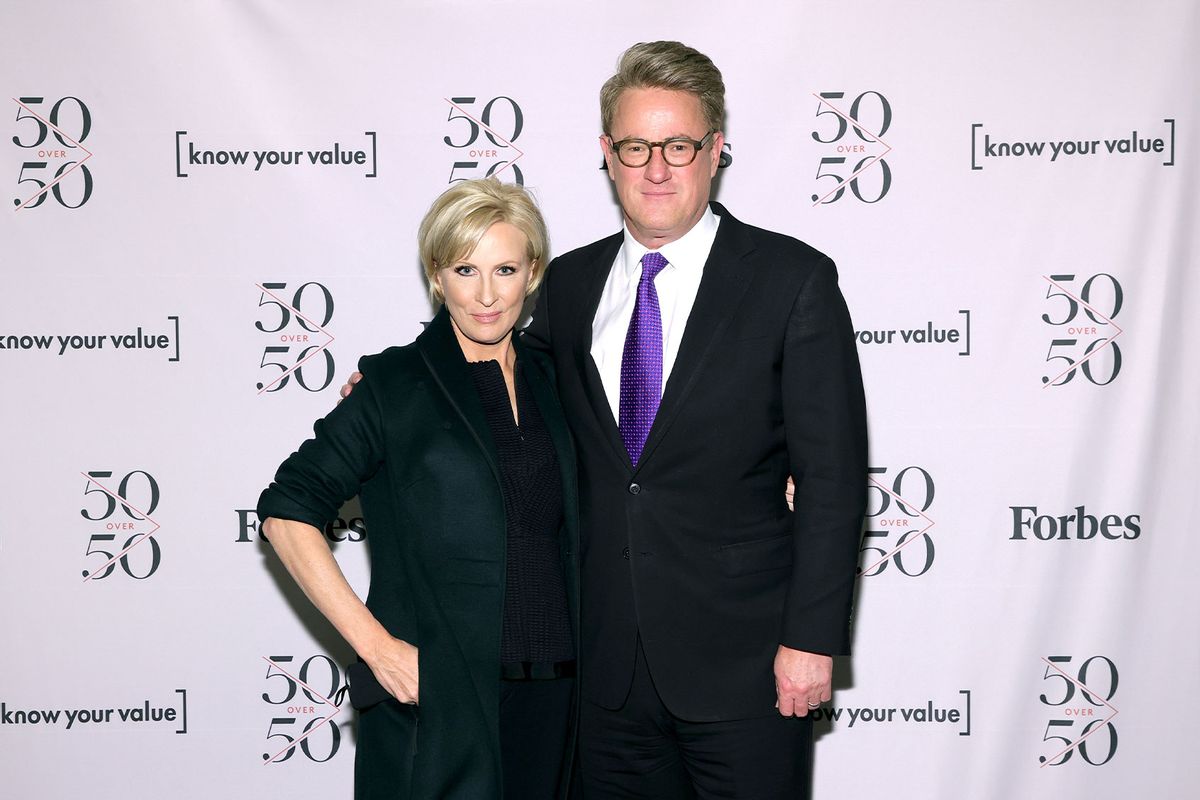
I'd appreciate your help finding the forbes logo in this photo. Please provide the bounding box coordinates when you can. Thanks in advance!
[1009,506,1140,540]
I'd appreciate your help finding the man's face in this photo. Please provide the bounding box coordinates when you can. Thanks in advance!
[601,87,723,248]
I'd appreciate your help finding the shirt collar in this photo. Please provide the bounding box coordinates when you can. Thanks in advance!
[620,205,720,278]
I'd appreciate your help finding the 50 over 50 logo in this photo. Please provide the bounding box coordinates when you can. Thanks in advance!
[443,96,525,185]
[254,282,336,394]
[1038,655,1119,767]
[1040,273,1124,387]
[860,465,936,578]
[80,469,163,581]
[12,95,93,209]
[261,655,345,764]
[810,91,892,206]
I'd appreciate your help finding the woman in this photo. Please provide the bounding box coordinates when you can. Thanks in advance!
[258,178,578,799]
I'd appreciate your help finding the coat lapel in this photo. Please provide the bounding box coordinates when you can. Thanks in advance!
[416,307,501,482]
[636,204,754,470]
[516,320,582,639]
[516,337,579,530]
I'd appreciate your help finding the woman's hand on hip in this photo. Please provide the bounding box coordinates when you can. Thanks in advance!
[366,635,420,704]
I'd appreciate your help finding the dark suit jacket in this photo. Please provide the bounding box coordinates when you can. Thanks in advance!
[524,202,866,721]
[258,308,580,799]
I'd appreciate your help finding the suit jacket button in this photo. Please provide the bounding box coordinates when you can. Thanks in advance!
[622,546,631,559]
[628,483,641,495]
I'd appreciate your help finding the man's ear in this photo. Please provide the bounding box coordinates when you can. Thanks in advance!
[599,135,617,181]
[708,131,725,178]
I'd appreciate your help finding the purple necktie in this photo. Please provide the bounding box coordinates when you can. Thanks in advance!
[619,252,669,466]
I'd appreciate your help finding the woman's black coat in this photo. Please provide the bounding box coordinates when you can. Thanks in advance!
[258,308,580,799]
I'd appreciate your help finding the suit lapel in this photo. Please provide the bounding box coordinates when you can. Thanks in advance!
[636,205,754,470]
[416,307,501,482]
[572,234,633,470]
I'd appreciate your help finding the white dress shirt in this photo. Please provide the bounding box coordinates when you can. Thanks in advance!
[590,207,721,421]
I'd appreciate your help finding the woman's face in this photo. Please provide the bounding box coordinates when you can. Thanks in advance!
[434,221,534,361]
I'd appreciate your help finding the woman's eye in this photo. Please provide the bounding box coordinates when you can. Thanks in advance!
[453,265,475,276]
[497,265,517,275]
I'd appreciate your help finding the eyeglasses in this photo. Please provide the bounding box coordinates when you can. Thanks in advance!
[607,131,716,168]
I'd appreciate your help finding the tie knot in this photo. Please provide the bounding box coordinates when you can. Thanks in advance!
[640,252,668,281]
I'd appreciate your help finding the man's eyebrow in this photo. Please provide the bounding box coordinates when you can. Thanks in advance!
[617,133,700,140]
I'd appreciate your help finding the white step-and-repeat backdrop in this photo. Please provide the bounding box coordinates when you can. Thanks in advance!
[2,1,1196,797]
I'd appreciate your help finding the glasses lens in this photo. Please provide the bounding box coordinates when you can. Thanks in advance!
[662,139,699,167]
[617,140,650,167]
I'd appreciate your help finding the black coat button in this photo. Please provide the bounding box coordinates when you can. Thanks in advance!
[622,547,631,559]
[628,483,641,495]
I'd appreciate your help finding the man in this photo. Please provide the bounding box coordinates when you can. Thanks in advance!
[344,41,866,798]
[523,41,867,798]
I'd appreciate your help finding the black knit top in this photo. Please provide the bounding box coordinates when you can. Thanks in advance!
[467,359,574,666]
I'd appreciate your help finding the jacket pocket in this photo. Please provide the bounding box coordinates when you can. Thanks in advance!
[717,534,793,577]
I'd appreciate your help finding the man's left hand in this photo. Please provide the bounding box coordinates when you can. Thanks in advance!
[774,645,832,717]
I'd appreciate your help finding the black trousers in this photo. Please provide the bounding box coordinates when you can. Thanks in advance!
[579,640,813,799]
[500,676,575,798]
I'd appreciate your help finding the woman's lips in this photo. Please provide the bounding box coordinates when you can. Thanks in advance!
[471,311,503,324]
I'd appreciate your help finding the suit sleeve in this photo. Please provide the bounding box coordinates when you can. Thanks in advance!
[256,357,387,532]
[779,257,868,655]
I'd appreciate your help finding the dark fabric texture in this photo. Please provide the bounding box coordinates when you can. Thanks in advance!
[579,640,813,799]
[499,677,575,799]
[576,638,811,800]
[258,308,580,799]
[468,359,573,667]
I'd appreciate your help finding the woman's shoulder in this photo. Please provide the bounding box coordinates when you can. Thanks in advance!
[357,341,426,391]
[355,340,422,374]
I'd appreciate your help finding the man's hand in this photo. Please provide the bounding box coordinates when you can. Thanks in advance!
[366,634,420,705]
[774,645,832,717]
[785,476,796,511]
[339,371,363,400]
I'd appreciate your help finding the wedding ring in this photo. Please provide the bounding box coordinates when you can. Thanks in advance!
[807,701,821,708]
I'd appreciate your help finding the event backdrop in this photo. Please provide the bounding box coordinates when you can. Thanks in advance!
[2,1,1197,797]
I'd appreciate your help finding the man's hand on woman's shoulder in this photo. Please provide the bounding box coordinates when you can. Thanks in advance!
[338,371,363,401]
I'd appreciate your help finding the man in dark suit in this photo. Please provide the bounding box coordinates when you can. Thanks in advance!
[523,41,868,798]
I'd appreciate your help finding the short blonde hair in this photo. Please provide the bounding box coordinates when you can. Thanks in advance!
[417,178,550,303]
[600,41,726,136]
